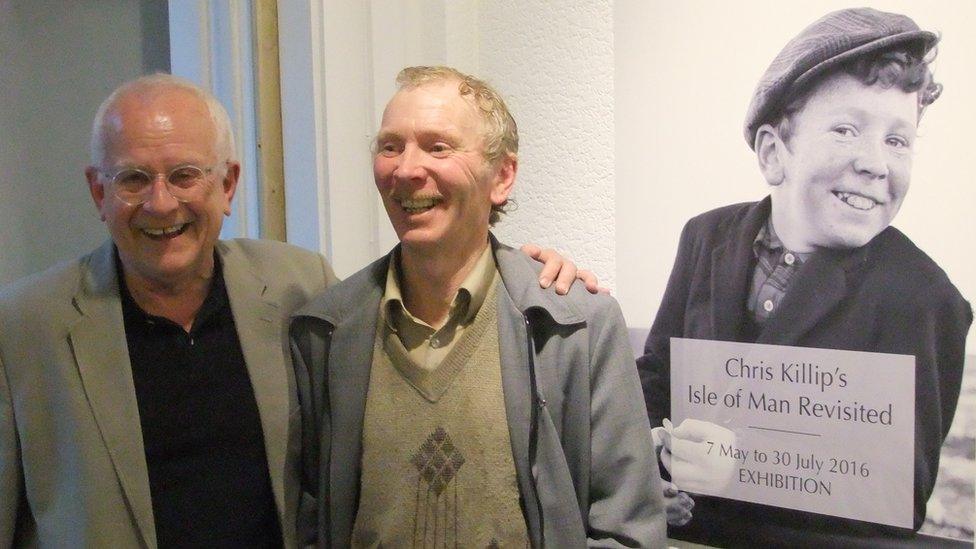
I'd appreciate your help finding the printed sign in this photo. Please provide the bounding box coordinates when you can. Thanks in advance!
[668,337,915,528]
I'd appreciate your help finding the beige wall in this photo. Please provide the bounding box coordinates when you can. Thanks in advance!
[0,0,169,285]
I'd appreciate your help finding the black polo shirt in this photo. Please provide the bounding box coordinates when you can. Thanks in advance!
[119,255,282,548]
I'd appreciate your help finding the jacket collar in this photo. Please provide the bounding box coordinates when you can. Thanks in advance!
[292,233,590,327]
[491,234,585,326]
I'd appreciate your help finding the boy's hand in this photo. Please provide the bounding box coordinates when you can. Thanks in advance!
[520,243,605,294]
[663,482,695,526]
[660,418,737,493]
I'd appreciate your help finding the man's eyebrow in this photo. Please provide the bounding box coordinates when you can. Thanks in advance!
[374,130,400,143]
[415,127,463,143]
[374,127,464,145]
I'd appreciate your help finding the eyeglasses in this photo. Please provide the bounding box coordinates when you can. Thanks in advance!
[101,164,221,206]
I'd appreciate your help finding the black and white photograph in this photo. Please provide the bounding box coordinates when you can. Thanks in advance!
[618,1,975,546]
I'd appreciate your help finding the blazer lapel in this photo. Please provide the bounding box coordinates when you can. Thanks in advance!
[710,243,750,341]
[710,200,770,341]
[68,240,156,547]
[219,243,293,532]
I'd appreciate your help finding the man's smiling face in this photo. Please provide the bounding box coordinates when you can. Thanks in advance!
[86,87,237,288]
[770,72,918,251]
[373,79,513,257]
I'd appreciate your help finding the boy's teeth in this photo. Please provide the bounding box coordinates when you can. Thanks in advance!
[835,192,876,211]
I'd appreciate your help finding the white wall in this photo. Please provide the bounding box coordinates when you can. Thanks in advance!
[0,0,170,286]
[481,1,616,288]
[281,0,614,284]
[615,0,976,352]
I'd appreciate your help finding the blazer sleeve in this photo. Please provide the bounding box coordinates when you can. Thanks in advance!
[586,298,667,547]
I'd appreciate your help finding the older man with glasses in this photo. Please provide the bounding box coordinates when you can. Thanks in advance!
[0,74,591,547]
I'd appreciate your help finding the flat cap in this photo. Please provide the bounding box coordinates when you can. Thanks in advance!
[743,7,936,149]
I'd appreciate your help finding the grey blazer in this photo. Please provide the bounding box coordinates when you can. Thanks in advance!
[0,238,336,548]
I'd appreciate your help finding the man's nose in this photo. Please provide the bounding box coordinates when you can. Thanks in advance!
[393,145,426,181]
[852,139,889,179]
[142,174,181,213]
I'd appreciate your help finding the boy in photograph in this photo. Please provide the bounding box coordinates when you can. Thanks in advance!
[638,7,972,546]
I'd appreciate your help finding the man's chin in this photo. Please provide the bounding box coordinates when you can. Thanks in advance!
[398,236,442,254]
[124,252,212,286]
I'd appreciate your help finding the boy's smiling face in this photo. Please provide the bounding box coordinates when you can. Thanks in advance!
[765,72,919,252]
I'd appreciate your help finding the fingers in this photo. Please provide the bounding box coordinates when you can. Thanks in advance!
[672,418,733,443]
[520,244,566,291]
[660,445,673,475]
[520,242,542,259]
[651,426,671,453]
[667,432,739,493]
[664,487,695,526]
[576,269,605,295]
[550,253,577,295]
[519,244,605,295]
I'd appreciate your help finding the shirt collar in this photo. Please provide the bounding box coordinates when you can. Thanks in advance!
[752,217,811,263]
[381,243,496,332]
[753,217,782,254]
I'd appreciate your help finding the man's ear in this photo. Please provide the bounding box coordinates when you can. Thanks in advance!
[490,153,517,206]
[85,166,107,221]
[755,124,785,186]
[221,161,241,216]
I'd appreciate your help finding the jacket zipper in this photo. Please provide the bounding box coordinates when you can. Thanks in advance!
[524,314,546,548]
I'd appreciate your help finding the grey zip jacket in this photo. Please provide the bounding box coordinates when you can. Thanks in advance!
[289,236,666,547]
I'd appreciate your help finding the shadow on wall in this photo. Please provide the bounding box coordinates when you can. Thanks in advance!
[626,327,974,542]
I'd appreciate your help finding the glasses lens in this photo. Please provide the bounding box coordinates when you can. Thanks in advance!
[168,166,206,189]
[112,169,152,202]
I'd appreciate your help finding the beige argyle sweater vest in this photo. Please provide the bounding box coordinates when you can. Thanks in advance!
[352,279,530,548]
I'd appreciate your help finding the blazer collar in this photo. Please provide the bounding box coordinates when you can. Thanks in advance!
[69,239,157,548]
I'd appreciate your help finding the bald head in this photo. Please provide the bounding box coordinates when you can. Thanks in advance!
[90,74,236,169]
